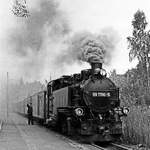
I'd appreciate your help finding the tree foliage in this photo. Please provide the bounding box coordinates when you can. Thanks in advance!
[12,0,30,17]
[127,10,150,88]
[127,10,150,62]
[110,10,150,106]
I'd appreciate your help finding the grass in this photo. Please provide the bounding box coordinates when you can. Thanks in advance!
[122,105,150,147]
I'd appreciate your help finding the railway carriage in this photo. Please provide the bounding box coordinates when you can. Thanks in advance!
[17,91,47,123]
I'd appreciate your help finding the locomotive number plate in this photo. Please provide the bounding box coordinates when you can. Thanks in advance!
[92,92,111,97]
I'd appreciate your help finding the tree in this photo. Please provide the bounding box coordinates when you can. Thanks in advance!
[127,10,150,87]
[12,0,30,17]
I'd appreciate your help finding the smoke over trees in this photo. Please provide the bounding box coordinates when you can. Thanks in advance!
[10,0,69,56]
[8,0,70,80]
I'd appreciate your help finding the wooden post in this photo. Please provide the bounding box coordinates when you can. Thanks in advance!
[6,72,9,120]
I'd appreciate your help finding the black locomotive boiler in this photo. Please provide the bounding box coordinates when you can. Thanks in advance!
[16,62,129,142]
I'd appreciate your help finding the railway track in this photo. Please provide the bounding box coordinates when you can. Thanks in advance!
[46,127,134,150]
[110,143,133,150]
[91,143,133,150]
[43,124,134,150]
[91,144,110,150]
[56,133,134,150]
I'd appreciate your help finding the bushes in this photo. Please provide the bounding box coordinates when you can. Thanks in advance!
[109,68,150,147]
[122,106,150,147]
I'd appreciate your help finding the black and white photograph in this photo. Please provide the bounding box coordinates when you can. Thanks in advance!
[0,0,150,149]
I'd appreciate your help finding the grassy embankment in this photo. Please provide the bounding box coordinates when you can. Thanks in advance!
[123,106,150,147]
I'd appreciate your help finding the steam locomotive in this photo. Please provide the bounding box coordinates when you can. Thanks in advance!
[16,62,129,142]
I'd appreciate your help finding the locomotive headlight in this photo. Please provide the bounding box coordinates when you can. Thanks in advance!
[122,107,129,115]
[75,108,84,116]
[100,69,106,76]
[114,107,129,116]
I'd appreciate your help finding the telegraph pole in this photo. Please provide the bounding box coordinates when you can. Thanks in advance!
[147,54,150,87]
[6,72,9,120]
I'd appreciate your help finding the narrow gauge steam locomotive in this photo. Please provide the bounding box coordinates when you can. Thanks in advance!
[16,62,129,142]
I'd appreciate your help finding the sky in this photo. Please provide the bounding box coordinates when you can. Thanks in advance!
[0,0,150,81]
[59,0,150,72]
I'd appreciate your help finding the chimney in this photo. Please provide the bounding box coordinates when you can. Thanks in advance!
[91,62,102,75]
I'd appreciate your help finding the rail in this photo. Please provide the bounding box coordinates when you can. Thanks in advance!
[91,143,134,150]
[91,144,109,150]
[111,143,133,150]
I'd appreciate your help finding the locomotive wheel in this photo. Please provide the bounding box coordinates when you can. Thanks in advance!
[60,117,72,135]
[57,111,72,135]
[61,121,67,134]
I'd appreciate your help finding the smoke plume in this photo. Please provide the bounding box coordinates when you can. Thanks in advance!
[8,0,70,79]
[7,0,119,80]
[81,38,105,63]
[55,28,119,67]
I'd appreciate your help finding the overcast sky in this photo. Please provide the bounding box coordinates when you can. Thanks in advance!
[0,0,150,81]
[59,0,150,72]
